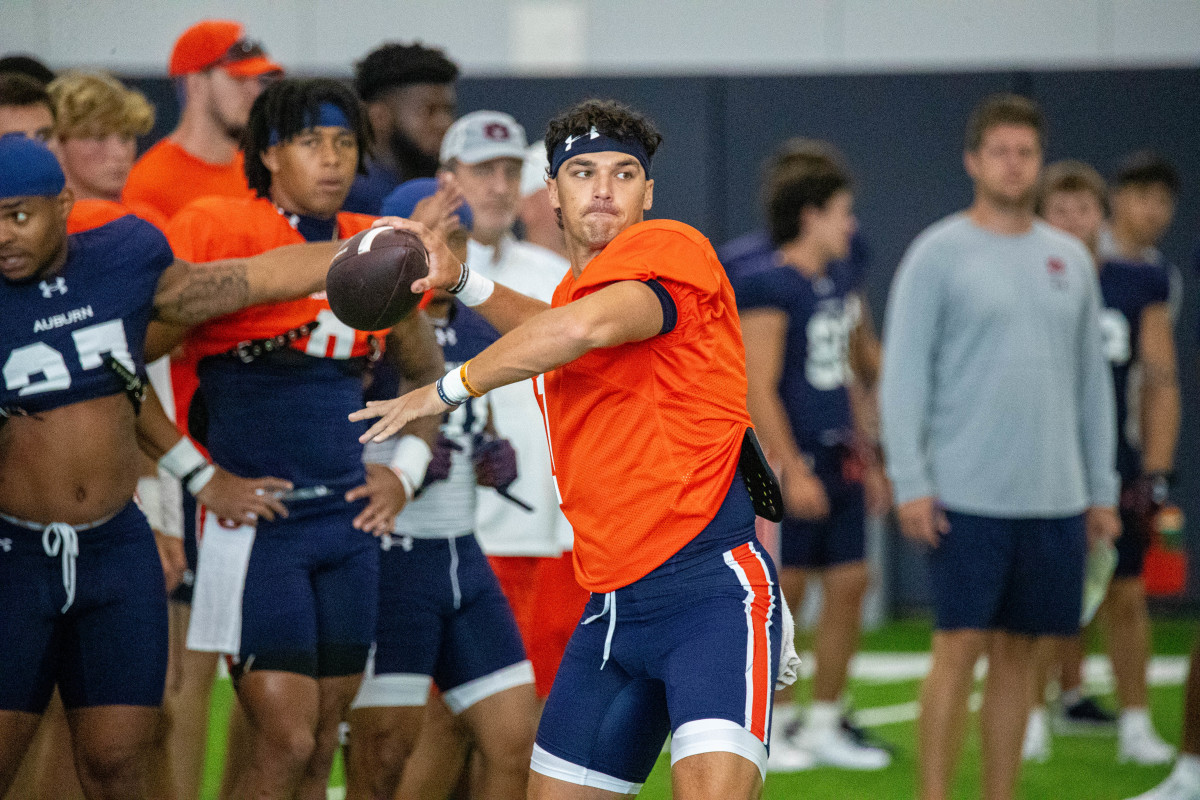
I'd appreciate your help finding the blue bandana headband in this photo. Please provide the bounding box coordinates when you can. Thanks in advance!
[268,102,352,145]
[549,126,651,179]
[0,133,66,200]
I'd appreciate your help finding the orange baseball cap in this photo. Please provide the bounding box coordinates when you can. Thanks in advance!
[168,20,283,78]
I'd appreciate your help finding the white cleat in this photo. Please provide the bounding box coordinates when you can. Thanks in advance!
[1126,772,1200,800]
[1023,708,1052,763]
[795,726,891,771]
[1120,729,1177,766]
[766,735,816,772]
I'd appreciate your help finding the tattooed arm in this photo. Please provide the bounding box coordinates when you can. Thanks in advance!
[151,241,341,326]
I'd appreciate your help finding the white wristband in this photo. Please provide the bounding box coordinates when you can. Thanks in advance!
[136,477,166,534]
[457,270,495,307]
[159,436,214,496]
[389,435,433,500]
[185,464,216,496]
[437,366,471,407]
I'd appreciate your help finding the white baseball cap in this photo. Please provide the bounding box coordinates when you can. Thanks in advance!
[521,141,549,197]
[440,110,528,166]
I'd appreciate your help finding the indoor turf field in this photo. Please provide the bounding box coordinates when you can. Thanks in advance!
[198,618,1194,800]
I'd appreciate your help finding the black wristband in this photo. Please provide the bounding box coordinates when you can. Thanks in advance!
[448,262,470,294]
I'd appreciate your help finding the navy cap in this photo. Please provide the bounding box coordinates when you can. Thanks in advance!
[0,133,66,200]
[380,177,473,231]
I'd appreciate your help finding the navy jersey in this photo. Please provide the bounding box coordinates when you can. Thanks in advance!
[1,215,172,414]
[1098,260,1171,481]
[734,263,861,455]
[390,302,501,538]
[717,229,870,285]
[181,206,378,492]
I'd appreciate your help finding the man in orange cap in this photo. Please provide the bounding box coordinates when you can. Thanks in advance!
[123,19,281,222]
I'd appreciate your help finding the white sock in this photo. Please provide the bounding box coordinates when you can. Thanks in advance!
[1029,705,1048,728]
[805,701,841,734]
[1174,753,1200,785]
[1060,687,1083,708]
[1120,707,1154,737]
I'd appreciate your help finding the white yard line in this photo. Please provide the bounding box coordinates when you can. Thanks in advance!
[841,654,1188,729]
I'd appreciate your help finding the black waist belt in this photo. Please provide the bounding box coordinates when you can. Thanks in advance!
[225,320,320,364]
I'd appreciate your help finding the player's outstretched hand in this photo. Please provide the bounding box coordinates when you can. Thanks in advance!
[782,464,830,521]
[346,463,407,537]
[896,496,950,547]
[195,468,292,525]
[154,531,187,593]
[370,216,464,295]
[351,384,453,444]
[1085,505,1122,549]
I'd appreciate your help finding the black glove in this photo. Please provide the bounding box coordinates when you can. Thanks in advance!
[421,434,463,489]
[472,433,519,490]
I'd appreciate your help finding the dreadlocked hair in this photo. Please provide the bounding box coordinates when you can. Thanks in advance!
[243,78,372,197]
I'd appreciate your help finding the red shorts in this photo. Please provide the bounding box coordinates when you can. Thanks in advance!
[489,553,590,697]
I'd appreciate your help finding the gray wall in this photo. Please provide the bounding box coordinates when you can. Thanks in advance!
[3,0,1200,76]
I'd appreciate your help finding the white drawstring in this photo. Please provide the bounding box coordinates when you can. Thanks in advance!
[42,523,79,613]
[449,537,462,610]
[582,591,617,670]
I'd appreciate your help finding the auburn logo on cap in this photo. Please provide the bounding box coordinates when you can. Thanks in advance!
[483,123,510,141]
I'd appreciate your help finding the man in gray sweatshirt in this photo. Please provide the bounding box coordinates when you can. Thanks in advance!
[880,94,1121,800]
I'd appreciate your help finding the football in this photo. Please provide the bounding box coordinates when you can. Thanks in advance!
[326,227,429,331]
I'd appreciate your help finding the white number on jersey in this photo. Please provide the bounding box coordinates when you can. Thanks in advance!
[305,308,357,359]
[3,319,133,396]
[805,296,860,392]
[1099,308,1131,365]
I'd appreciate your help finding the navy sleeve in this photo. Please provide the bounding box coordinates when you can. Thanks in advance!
[119,215,175,277]
[643,279,678,335]
[1146,264,1171,305]
[732,269,786,312]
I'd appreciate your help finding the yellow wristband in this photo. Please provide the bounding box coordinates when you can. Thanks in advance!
[460,360,484,398]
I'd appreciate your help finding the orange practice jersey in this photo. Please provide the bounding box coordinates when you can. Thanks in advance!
[123,139,252,222]
[67,198,169,234]
[167,195,385,362]
[537,219,752,593]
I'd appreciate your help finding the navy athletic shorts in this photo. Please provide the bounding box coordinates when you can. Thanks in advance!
[928,509,1086,636]
[531,473,781,793]
[1115,481,1151,579]
[0,502,168,712]
[780,470,865,570]
[235,497,378,679]
[353,532,532,713]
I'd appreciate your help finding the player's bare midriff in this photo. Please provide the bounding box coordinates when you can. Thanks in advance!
[0,393,139,526]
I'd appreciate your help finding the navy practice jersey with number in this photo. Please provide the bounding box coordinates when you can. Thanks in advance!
[733,262,861,456]
[1098,260,1170,481]
[1,215,172,414]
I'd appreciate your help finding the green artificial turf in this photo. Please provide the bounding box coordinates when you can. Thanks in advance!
[200,618,1194,799]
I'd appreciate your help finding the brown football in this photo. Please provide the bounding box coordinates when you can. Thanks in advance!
[326,227,429,331]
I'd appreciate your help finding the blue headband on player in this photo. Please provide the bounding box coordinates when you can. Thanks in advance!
[380,177,474,231]
[0,133,66,200]
[268,102,353,145]
[549,126,651,179]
